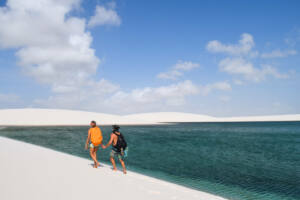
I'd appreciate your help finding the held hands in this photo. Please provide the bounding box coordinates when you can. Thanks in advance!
[85,144,88,150]
[101,144,106,149]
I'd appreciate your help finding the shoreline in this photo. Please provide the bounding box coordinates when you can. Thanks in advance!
[0,136,227,200]
[0,120,299,127]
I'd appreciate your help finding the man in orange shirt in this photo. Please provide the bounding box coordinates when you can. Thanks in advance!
[85,121,103,168]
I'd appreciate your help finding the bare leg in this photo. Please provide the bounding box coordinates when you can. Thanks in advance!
[119,159,127,174]
[90,148,98,168]
[94,147,100,166]
[110,157,117,171]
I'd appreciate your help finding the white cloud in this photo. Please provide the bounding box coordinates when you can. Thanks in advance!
[34,78,120,110]
[219,57,289,82]
[35,79,232,113]
[157,70,183,80]
[34,80,199,112]
[219,57,254,75]
[200,81,232,95]
[157,61,200,80]
[207,33,291,83]
[102,80,231,112]
[206,33,255,56]
[0,0,81,48]
[173,61,200,71]
[0,0,121,95]
[261,49,297,58]
[106,80,199,107]
[88,5,121,28]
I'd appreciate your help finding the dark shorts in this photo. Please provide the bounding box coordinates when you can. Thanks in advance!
[110,149,123,160]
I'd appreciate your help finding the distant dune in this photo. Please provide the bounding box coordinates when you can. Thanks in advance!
[0,108,299,126]
[123,112,217,122]
[217,114,300,122]
[0,109,154,126]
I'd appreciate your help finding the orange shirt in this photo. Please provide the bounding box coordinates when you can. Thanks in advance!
[89,127,103,146]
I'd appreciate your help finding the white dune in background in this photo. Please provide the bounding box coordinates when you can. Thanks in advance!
[123,112,217,122]
[0,137,226,200]
[0,108,299,126]
[0,108,155,126]
[217,114,300,122]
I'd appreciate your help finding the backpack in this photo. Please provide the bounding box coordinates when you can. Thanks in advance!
[114,132,127,151]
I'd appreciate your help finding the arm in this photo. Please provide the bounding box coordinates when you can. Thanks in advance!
[85,130,91,150]
[103,133,114,149]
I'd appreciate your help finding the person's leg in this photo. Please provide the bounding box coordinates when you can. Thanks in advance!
[110,150,117,171]
[110,157,117,171]
[119,158,127,174]
[94,147,100,167]
[89,147,98,168]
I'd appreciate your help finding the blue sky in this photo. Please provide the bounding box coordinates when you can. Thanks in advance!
[0,0,299,116]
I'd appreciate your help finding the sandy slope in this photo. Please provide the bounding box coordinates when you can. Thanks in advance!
[0,108,155,126]
[0,108,299,126]
[0,137,226,200]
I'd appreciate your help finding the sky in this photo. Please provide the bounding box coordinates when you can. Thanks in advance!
[0,0,300,116]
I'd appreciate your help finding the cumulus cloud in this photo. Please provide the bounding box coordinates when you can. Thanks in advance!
[261,49,297,58]
[219,57,289,82]
[34,79,232,113]
[34,78,120,110]
[200,81,232,95]
[88,5,121,28]
[107,80,199,107]
[157,61,200,80]
[207,33,290,83]
[34,80,199,112]
[206,33,255,56]
[0,0,100,94]
[100,80,231,112]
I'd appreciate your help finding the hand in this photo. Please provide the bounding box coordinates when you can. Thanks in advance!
[85,144,88,150]
[101,144,106,149]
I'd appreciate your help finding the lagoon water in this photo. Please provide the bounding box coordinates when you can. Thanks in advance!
[1,122,300,200]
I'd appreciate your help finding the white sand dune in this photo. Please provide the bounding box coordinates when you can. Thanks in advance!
[123,112,300,123]
[0,137,226,200]
[217,114,300,122]
[123,112,217,122]
[0,108,299,126]
[0,108,156,126]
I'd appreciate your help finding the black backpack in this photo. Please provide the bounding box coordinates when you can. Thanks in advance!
[114,132,127,151]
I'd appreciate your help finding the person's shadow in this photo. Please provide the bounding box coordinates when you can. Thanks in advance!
[88,163,103,168]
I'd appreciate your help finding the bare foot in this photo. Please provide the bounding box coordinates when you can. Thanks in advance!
[113,168,117,172]
[123,170,127,174]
